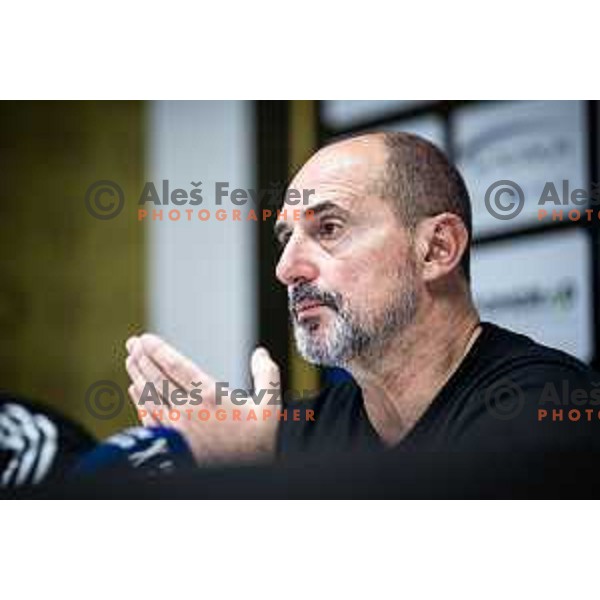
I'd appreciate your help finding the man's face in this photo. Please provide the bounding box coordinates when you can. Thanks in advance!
[274,140,420,367]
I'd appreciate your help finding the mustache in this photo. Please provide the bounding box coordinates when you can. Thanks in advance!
[288,282,341,315]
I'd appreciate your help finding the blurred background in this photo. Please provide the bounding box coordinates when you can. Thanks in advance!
[0,100,597,441]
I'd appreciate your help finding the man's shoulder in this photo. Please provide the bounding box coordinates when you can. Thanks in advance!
[445,322,600,451]
[464,322,591,389]
[479,322,587,366]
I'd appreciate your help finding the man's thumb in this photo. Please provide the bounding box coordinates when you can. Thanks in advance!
[251,347,280,391]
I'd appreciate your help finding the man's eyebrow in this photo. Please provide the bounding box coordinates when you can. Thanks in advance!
[308,200,346,218]
[273,200,345,237]
[273,201,348,240]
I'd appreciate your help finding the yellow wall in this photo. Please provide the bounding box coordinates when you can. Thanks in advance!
[0,101,145,439]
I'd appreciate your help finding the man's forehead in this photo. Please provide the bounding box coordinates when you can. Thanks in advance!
[281,138,387,211]
[297,138,385,186]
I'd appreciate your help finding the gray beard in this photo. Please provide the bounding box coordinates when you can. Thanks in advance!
[291,280,419,368]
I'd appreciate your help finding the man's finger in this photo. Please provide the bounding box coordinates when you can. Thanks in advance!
[251,347,280,393]
[126,351,171,408]
[137,353,174,404]
[125,355,152,399]
[125,359,152,410]
[128,385,152,426]
[139,333,213,391]
[125,354,142,388]
[125,335,138,355]
[128,384,167,427]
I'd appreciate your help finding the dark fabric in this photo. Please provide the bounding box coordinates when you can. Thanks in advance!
[277,322,600,456]
[0,391,95,489]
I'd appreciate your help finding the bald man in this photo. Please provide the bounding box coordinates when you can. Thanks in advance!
[125,132,600,464]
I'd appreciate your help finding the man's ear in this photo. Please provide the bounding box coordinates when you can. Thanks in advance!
[414,213,469,283]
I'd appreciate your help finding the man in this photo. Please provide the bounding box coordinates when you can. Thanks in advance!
[124,132,600,464]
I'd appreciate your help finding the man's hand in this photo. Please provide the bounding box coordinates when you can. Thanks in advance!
[124,334,281,465]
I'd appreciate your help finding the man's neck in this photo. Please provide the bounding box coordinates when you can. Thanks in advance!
[349,302,481,446]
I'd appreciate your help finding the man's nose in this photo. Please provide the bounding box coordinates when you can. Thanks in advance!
[275,236,319,286]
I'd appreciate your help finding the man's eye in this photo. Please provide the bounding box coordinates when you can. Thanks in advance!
[319,220,343,239]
